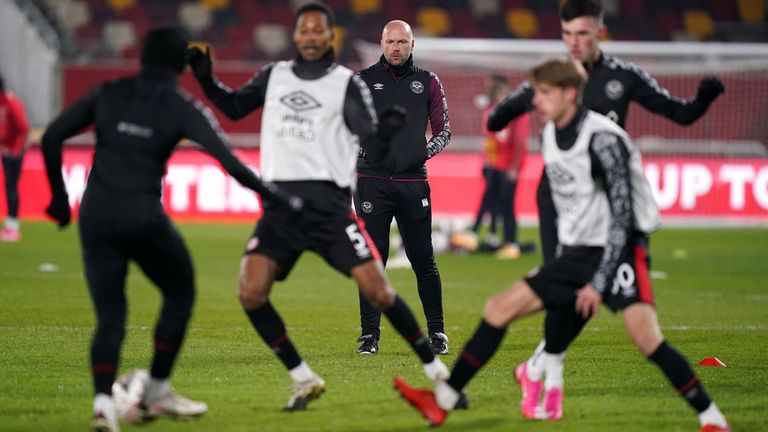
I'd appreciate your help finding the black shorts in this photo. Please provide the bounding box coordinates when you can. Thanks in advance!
[244,181,379,280]
[525,234,655,313]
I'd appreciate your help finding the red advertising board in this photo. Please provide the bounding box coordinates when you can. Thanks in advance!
[4,148,768,225]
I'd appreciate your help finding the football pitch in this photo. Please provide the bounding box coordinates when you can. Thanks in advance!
[1,222,766,431]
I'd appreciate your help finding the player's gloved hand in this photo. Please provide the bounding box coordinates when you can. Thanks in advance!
[46,193,71,228]
[376,105,407,141]
[696,77,725,105]
[262,181,303,212]
[187,46,213,81]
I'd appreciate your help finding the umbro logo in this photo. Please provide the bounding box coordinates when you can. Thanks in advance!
[373,83,384,90]
[279,90,322,112]
[546,163,575,185]
[421,198,429,207]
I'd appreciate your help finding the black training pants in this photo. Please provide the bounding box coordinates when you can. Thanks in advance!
[79,191,195,395]
[354,177,444,339]
[2,152,24,218]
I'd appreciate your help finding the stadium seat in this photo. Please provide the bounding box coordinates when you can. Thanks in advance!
[451,11,485,37]
[655,13,683,40]
[601,0,620,17]
[56,0,91,31]
[737,0,765,22]
[106,0,136,12]
[178,2,213,35]
[505,8,538,38]
[103,20,136,54]
[416,7,451,36]
[200,0,230,11]
[268,5,294,27]
[383,0,415,26]
[683,10,715,39]
[254,23,289,57]
[468,0,501,18]
[707,0,738,21]
[350,0,383,16]
[500,0,527,8]
[332,25,347,58]
[537,11,561,38]
[232,0,266,23]
[620,0,647,19]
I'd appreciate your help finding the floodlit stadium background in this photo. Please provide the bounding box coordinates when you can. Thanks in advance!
[1,0,767,226]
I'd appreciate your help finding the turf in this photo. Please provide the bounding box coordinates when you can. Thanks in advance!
[0,222,766,431]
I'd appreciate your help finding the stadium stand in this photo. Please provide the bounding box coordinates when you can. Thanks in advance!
[27,0,768,63]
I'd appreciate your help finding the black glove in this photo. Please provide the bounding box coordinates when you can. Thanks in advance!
[46,193,71,228]
[262,181,304,212]
[186,46,213,81]
[696,77,724,105]
[377,105,407,141]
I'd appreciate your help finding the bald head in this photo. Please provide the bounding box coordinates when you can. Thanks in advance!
[381,20,414,65]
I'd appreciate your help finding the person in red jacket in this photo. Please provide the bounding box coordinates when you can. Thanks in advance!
[452,75,529,259]
[0,74,30,242]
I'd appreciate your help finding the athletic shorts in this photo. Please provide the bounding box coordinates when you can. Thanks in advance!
[525,233,655,312]
[244,181,379,280]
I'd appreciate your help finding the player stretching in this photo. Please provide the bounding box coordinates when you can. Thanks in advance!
[488,0,725,419]
[394,58,729,432]
[188,2,449,411]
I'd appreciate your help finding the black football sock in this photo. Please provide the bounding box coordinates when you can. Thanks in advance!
[447,319,507,392]
[91,319,125,395]
[382,295,434,363]
[245,302,302,370]
[648,340,712,412]
[543,308,588,353]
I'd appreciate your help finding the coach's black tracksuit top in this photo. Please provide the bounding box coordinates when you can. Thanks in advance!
[488,52,716,130]
[356,54,451,179]
[42,67,265,209]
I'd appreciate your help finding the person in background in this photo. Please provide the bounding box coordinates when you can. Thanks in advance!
[0,73,30,242]
[451,74,529,259]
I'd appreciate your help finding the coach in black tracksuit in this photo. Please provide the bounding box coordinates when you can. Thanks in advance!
[488,0,725,388]
[41,28,293,429]
[354,20,451,355]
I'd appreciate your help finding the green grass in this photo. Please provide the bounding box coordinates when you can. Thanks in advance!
[1,222,766,431]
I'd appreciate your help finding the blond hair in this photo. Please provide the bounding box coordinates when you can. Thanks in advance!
[527,57,587,94]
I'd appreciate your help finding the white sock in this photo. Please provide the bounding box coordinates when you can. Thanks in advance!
[424,357,449,382]
[526,340,546,381]
[93,393,118,428]
[4,217,19,231]
[288,361,315,383]
[543,351,566,390]
[145,377,170,401]
[699,402,728,428]
[435,380,460,411]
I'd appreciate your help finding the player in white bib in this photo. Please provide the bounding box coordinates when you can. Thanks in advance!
[393,58,729,432]
[187,2,450,412]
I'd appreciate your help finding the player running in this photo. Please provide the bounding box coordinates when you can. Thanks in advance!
[394,57,730,432]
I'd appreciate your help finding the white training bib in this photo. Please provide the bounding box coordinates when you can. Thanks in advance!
[542,111,661,247]
[260,61,358,188]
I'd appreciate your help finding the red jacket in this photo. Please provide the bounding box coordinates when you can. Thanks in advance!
[481,106,528,172]
[0,92,30,155]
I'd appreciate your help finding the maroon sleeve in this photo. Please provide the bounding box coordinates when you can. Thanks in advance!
[426,72,450,159]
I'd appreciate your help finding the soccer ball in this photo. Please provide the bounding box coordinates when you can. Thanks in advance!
[112,369,150,423]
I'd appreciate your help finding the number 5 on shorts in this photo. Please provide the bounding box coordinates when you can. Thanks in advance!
[345,224,372,259]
